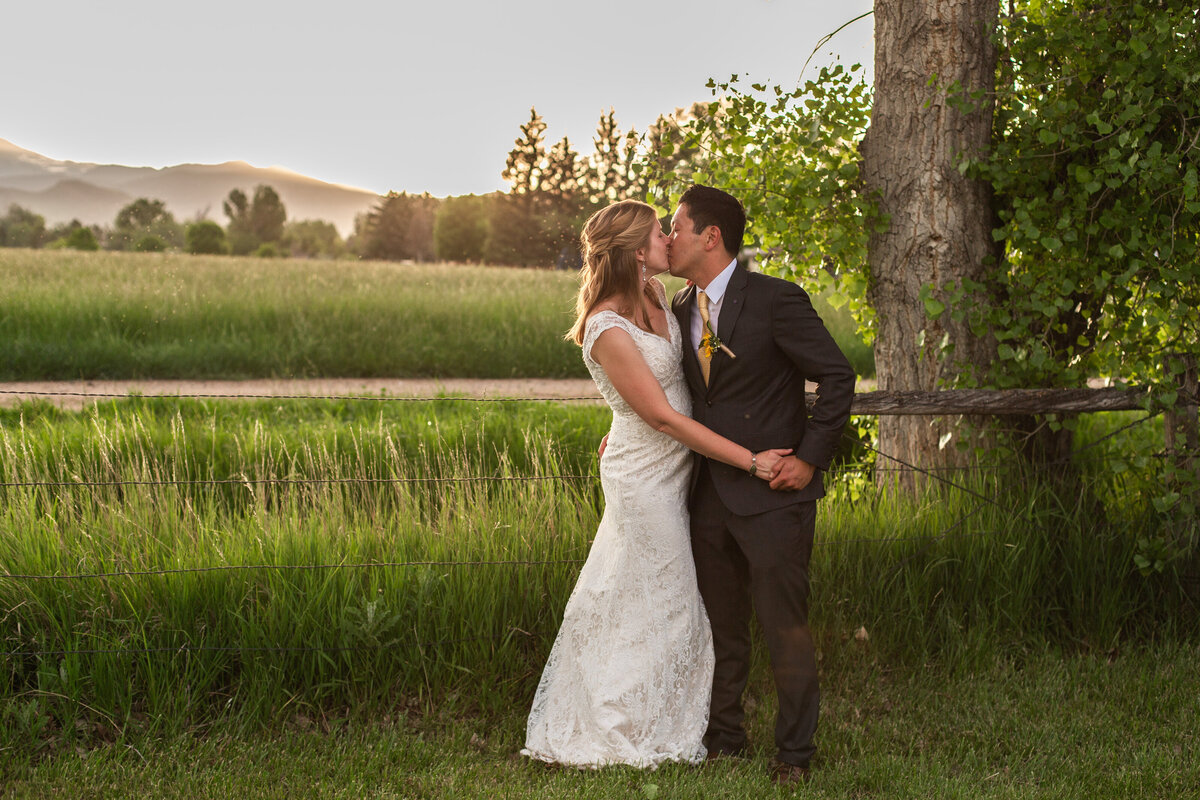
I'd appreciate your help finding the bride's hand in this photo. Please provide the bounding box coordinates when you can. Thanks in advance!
[752,448,792,481]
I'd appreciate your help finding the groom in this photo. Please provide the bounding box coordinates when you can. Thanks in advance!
[667,185,855,784]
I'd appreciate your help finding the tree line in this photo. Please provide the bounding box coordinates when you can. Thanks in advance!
[0,106,699,266]
[0,186,344,259]
[348,104,699,267]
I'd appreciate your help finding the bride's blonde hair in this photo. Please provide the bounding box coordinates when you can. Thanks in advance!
[567,200,662,345]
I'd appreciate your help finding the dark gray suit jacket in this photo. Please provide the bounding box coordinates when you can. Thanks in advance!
[672,267,856,516]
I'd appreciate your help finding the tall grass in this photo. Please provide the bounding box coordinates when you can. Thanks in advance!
[0,249,874,380]
[0,399,1191,751]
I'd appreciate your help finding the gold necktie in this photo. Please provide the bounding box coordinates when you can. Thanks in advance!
[697,291,712,386]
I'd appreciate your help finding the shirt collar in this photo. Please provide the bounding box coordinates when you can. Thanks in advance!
[699,259,738,305]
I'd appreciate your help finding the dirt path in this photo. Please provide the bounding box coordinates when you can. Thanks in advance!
[0,379,603,410]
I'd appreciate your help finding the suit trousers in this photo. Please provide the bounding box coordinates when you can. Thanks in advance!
[689,460,819,767]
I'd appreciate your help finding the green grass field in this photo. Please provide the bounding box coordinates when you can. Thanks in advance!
[5,644,1197,798]
[0,249,875,381]
[2,400,1191,754]
[1,251,1193,797]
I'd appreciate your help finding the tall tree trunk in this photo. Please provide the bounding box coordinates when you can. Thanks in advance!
[861,0,1001,489]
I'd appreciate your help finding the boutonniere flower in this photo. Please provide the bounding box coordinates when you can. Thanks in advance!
[700,323,737,359]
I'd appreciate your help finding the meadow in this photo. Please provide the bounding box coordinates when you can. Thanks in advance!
[2,397,1195,796]
[0,248,875,381]
[1,251,1195,797]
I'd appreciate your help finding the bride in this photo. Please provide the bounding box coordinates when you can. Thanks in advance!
[521,200,789,768]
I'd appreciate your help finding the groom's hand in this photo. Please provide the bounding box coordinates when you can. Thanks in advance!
[769,456,815,491]
[598,434,609,459]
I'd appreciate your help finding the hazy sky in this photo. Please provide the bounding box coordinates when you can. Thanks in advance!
[4,1,873,197]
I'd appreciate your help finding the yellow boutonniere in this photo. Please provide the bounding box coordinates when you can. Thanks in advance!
[700,323,737,359]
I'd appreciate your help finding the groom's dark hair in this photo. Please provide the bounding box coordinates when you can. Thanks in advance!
[679,185,745,257]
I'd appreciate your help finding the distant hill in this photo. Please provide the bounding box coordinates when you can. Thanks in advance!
[0,138,381,235]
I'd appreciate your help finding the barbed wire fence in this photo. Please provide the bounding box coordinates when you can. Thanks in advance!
[0,387,1192,663]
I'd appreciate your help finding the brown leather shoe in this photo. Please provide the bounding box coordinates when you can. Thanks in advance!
[770,760,812,785]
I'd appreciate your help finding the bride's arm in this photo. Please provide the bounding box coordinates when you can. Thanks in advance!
[590,327,788,478]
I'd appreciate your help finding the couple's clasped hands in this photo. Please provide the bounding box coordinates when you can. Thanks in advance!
[598,436,812,492]
[752,449,816,492]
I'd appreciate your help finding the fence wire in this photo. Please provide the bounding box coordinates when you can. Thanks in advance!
[0,475,591,489]
[0,389,601,404]
[0,631,547,659]
[0,388,1183,663]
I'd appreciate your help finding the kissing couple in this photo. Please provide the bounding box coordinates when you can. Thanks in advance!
[521,185,855,785]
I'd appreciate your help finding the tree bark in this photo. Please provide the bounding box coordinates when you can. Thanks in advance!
[861,0,1001,488]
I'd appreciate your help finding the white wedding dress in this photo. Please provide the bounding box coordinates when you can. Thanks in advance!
[522,291,714,768]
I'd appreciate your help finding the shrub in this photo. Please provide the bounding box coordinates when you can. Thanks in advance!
[185,221,227,255]
[65,227,100,251]
[254,242,280,258]
[133,235,167,253]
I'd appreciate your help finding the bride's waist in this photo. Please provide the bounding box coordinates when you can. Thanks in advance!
[605,418,691,459]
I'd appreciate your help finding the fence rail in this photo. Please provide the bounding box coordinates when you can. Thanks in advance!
[849,386,1153,415]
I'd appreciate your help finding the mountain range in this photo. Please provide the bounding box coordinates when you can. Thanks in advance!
[0,138,381,236]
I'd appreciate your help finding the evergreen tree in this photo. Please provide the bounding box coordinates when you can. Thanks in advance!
[584,108,640,206]
[359,192,438,262]
[433,195,489,262]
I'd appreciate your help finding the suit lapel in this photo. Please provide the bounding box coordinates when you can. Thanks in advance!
[709,267,748,386]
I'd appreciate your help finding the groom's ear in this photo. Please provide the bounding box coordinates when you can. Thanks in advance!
[703,225,722,252]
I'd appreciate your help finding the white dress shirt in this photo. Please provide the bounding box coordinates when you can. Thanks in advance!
[691,258,739,348]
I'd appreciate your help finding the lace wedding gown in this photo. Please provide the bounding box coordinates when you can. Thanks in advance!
[522,296,714,768]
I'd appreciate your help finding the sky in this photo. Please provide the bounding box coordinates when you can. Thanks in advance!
[4,0,874,198]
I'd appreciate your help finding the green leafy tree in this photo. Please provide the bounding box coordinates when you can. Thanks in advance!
[964,0,1200,557]
[223,185,287,254]
[643,66,875,324]
[223,189,254,254]
[185,220,228,255]
[116,198,168,230]
[110,198,183,251]
[0,204,48,248]
[282,220,344,259]
[648,1,1198,475]
[433,195,489,262]
[972,0,1200,395]
[249,185,287,244]
[641,102,717,208]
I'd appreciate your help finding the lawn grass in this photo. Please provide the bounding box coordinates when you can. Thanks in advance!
[0,249,874,381]
[3,643,1196,798]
